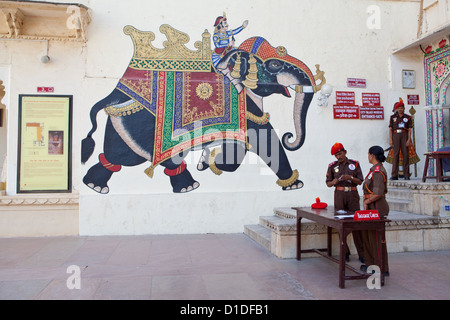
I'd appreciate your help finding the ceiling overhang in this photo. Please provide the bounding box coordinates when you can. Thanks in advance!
[0,0,90,42]
[393,22,450,54]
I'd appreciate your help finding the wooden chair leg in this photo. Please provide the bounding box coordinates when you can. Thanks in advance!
[422,155,430,182]
[437,156,443,182]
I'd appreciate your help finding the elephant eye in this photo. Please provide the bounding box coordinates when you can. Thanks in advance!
[266,60,283,74]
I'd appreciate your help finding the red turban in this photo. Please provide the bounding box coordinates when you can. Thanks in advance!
[393,98,404,111]
[311,197,327,209]
[214,16,226,27]
[331,143,345,155]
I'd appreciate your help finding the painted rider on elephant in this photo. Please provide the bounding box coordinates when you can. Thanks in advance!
[212,13,248,68]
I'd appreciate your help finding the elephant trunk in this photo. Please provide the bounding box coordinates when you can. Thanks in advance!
[282,89,314,151]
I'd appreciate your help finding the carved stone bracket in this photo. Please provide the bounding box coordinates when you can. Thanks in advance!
[1,8,24,38]
[0,1,90,42]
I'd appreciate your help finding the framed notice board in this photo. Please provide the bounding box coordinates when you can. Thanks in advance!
[17,95,73,193]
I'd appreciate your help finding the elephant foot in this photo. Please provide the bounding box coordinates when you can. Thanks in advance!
[83,163,113,194]
[277,170,304,191]
[197,148,210,171]
[164,162,200,193]
[180,181,200,193]
[169,169,200,193]
[282,179,304,191]
[85,182,110,194]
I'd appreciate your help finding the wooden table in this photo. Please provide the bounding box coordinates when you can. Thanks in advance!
[422,151,450,182]
[292,206,390,289]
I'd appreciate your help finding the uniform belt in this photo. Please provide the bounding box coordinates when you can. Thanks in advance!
[364,194,385,199]
[336,186,357,192]
[394,129,406,133]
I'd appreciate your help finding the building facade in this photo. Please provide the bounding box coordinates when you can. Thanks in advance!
[0,0,449,236]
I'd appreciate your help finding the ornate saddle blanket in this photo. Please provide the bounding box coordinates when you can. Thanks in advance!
[386,144,420,166]
[113,68,247,168]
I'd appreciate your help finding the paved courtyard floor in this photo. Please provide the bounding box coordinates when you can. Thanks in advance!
[0,233,449,301]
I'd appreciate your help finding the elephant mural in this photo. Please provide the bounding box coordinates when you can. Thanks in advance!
[81,24,326,193]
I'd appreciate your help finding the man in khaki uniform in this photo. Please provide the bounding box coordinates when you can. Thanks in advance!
[389,98,412,180]
[326,143,365,262]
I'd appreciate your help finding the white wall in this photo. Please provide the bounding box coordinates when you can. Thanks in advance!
[2,0,426,235]
[0,39,86,194]
[0,65,9,185]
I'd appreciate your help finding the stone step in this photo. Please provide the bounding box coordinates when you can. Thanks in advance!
[274,207,296,219]
[244,224,271,252]
[275,201,417,218]
[386,186,415,212]
[274,197,416,218]
[386,198,414,213]
[244,207,450,259]
[258,215,296,234]
[386,188,415,201]
[244,180,450,258]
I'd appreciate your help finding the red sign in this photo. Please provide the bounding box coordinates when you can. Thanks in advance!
[362,93,380,106]
[353,210,380,220]
[335,91,355,105]
[37,87,54,93]
[347,78,367,88]
[333,105,359,119]
[360,106,384,120]
[407,95,419,105]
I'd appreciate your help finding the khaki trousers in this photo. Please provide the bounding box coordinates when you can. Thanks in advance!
[334,190,364,258]
[362,201,389,272]
[361,229,389,273]
[392,131,409,178]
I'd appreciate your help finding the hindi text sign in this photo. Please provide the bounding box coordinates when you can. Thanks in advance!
[347,78,367,88]
[407,95,419,105]
[333,105,360,119]
[335,91,355,105]
[360,106,384,120]
[362,93,380,106]
[361,93,384,120]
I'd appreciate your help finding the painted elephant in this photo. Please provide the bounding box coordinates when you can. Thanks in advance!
[81,35,322,194]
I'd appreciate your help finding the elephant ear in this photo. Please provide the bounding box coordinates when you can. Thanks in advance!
[215,50,255,93]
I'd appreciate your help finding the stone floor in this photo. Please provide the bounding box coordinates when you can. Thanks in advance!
[0,233,449,300]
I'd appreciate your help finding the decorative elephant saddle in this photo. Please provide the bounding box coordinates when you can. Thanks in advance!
[110,67,247,169]
[103,25,248,170]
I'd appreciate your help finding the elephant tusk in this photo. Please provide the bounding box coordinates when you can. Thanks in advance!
[292,85,314,93]
[291,65,327,93]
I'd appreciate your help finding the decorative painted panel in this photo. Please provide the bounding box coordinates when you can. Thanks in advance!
[81,21,327,194]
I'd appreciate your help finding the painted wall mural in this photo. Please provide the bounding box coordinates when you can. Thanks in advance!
[81,15,326,194]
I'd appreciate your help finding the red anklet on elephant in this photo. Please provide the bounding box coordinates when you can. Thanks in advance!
[99,153,122,172]
[164,161,187,177]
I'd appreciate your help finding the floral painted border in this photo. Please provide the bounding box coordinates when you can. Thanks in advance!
[424,46,450,175]
[424,45,450,106]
